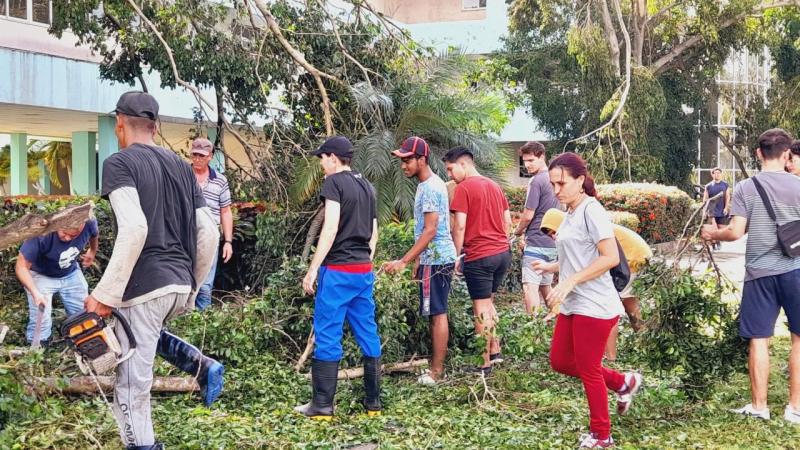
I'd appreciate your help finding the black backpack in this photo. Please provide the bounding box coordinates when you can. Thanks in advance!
[582,201,631,292]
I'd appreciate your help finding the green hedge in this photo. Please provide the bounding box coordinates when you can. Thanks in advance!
[597,183,695,243]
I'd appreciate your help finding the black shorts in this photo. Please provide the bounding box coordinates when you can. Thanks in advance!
[715,215,731,226]
[417,264,454,317]
[740,268,800,338]
[462,251,512,300]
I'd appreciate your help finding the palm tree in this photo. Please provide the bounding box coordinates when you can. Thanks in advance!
[38,141,73,191]
[291,52,511,223]
[0,143,42,195]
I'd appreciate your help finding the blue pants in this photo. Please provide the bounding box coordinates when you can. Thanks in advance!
[24,270,87,342]
[195,244,219,310]
[313,266,381,362]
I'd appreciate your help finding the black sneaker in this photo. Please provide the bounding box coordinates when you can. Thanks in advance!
[468,366,493,377]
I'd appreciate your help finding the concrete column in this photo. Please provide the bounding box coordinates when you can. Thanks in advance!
[37,160,51,195]
[71,131,97,195]
[207,128,225,174]
[10,133,28,195]
[97,115,118,188]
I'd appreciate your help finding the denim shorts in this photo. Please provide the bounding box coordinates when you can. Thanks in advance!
[739,268,800,338]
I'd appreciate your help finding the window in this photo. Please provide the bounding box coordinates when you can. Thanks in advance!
[9,0,26,19]
[3,0,52,24]
[463,0,487,10]
[32,0,49,24]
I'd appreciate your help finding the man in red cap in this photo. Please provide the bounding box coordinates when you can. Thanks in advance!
[383,137,457,384]
[190,137,233,309]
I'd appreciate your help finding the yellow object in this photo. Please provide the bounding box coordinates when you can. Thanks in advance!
[540,208,653,272]
[310,415,333,421]
[366,410,382,417]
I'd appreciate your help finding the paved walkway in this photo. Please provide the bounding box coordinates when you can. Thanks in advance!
[679,235,791,337]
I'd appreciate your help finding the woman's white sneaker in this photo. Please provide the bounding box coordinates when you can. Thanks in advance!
[616,372,643,415]
[784,405,800,424]
[578,433,615,448]
[730,403,770,420]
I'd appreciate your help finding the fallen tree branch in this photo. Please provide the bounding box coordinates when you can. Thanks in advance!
[27,376,199,395]
[294,329,315,372]
[0,202,94,250]
[303,358,428,380]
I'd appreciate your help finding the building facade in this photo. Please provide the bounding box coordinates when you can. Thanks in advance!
[0,0,237,196]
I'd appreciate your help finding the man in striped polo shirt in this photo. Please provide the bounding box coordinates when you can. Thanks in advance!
[702,128,800,424]
[190,138,234,310]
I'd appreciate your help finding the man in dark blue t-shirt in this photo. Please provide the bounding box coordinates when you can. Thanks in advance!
[15,219,99,345]
[704,167,731,250]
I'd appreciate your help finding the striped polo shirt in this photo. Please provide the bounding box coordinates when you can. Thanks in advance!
[731,171,800,281]
[200,168,232,225]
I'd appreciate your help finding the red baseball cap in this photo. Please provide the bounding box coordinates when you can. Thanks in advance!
[392,136,430,158]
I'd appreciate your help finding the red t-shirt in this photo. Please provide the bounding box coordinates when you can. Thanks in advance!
[450,176,510,262]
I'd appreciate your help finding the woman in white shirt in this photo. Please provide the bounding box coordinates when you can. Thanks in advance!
[532,152,643,449]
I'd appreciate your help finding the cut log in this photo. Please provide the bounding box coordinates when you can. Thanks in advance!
[0,202,94,250]
[27,376,199,395]
[304,358,429,380]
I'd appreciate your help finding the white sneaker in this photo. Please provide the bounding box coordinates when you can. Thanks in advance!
[616,372,643,415]
[417,369,442,386]
[730,403,770,420]
[784,405,800,424]
[578,433,615,448]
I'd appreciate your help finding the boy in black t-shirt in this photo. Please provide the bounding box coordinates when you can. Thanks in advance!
[296,136,382,420]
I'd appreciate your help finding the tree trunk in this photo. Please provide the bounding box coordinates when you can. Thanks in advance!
[27,376,199,395]
[303,359,429,381]
[598,0,621,77]
[0,202,94,250]
[631,0,647,66]
[301,205,325,260]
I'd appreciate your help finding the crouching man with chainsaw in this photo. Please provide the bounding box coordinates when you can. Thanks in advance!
[83,91,221,450]
[15,220,99,347]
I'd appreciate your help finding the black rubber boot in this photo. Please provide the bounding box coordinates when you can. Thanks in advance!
[126,442,164,450]
[294,359,339,420]
[156,330,224,407]
[362,356,382,415]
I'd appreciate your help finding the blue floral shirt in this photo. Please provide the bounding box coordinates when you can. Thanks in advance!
[415,174,457,266]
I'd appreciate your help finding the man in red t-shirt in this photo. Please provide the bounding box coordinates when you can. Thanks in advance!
[443,146,512,375]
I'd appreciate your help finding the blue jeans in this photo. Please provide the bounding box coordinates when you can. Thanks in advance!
[24,270,87,343]
[313,266,381,361]
[195,245,219,310]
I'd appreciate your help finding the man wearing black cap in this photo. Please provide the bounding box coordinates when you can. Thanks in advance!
[443,146,512,376]
[84,91,222,449]
[383,136,457,384]
[296,136,382,420]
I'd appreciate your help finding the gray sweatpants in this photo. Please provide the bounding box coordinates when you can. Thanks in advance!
[112,292,190,447]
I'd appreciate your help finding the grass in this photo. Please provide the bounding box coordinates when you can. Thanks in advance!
[2,295,800,449]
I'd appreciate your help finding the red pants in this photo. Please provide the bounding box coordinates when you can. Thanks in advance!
[550,313,625,440]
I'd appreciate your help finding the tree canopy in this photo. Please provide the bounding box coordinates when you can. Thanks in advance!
[502,0,800,186]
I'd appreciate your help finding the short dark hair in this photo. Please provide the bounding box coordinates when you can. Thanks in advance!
[324,153,351,166]
[519,141,546,158]
[758,128,794,160]
[121,114,157,133]
[711,167,722,174]
[791,140,800,156]
[442,146,474,163]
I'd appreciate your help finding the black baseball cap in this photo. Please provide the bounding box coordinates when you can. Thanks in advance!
[113,91,159,120]
[392,136,430,158]
[311,136,354,158]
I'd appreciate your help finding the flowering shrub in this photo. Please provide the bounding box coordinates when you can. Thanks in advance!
[597,183,695,243]
[609,211,640,230]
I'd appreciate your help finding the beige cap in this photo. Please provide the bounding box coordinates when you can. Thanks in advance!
[191,138,213,156]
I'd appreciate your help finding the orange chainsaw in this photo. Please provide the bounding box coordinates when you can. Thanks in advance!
[60,310,137,375]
